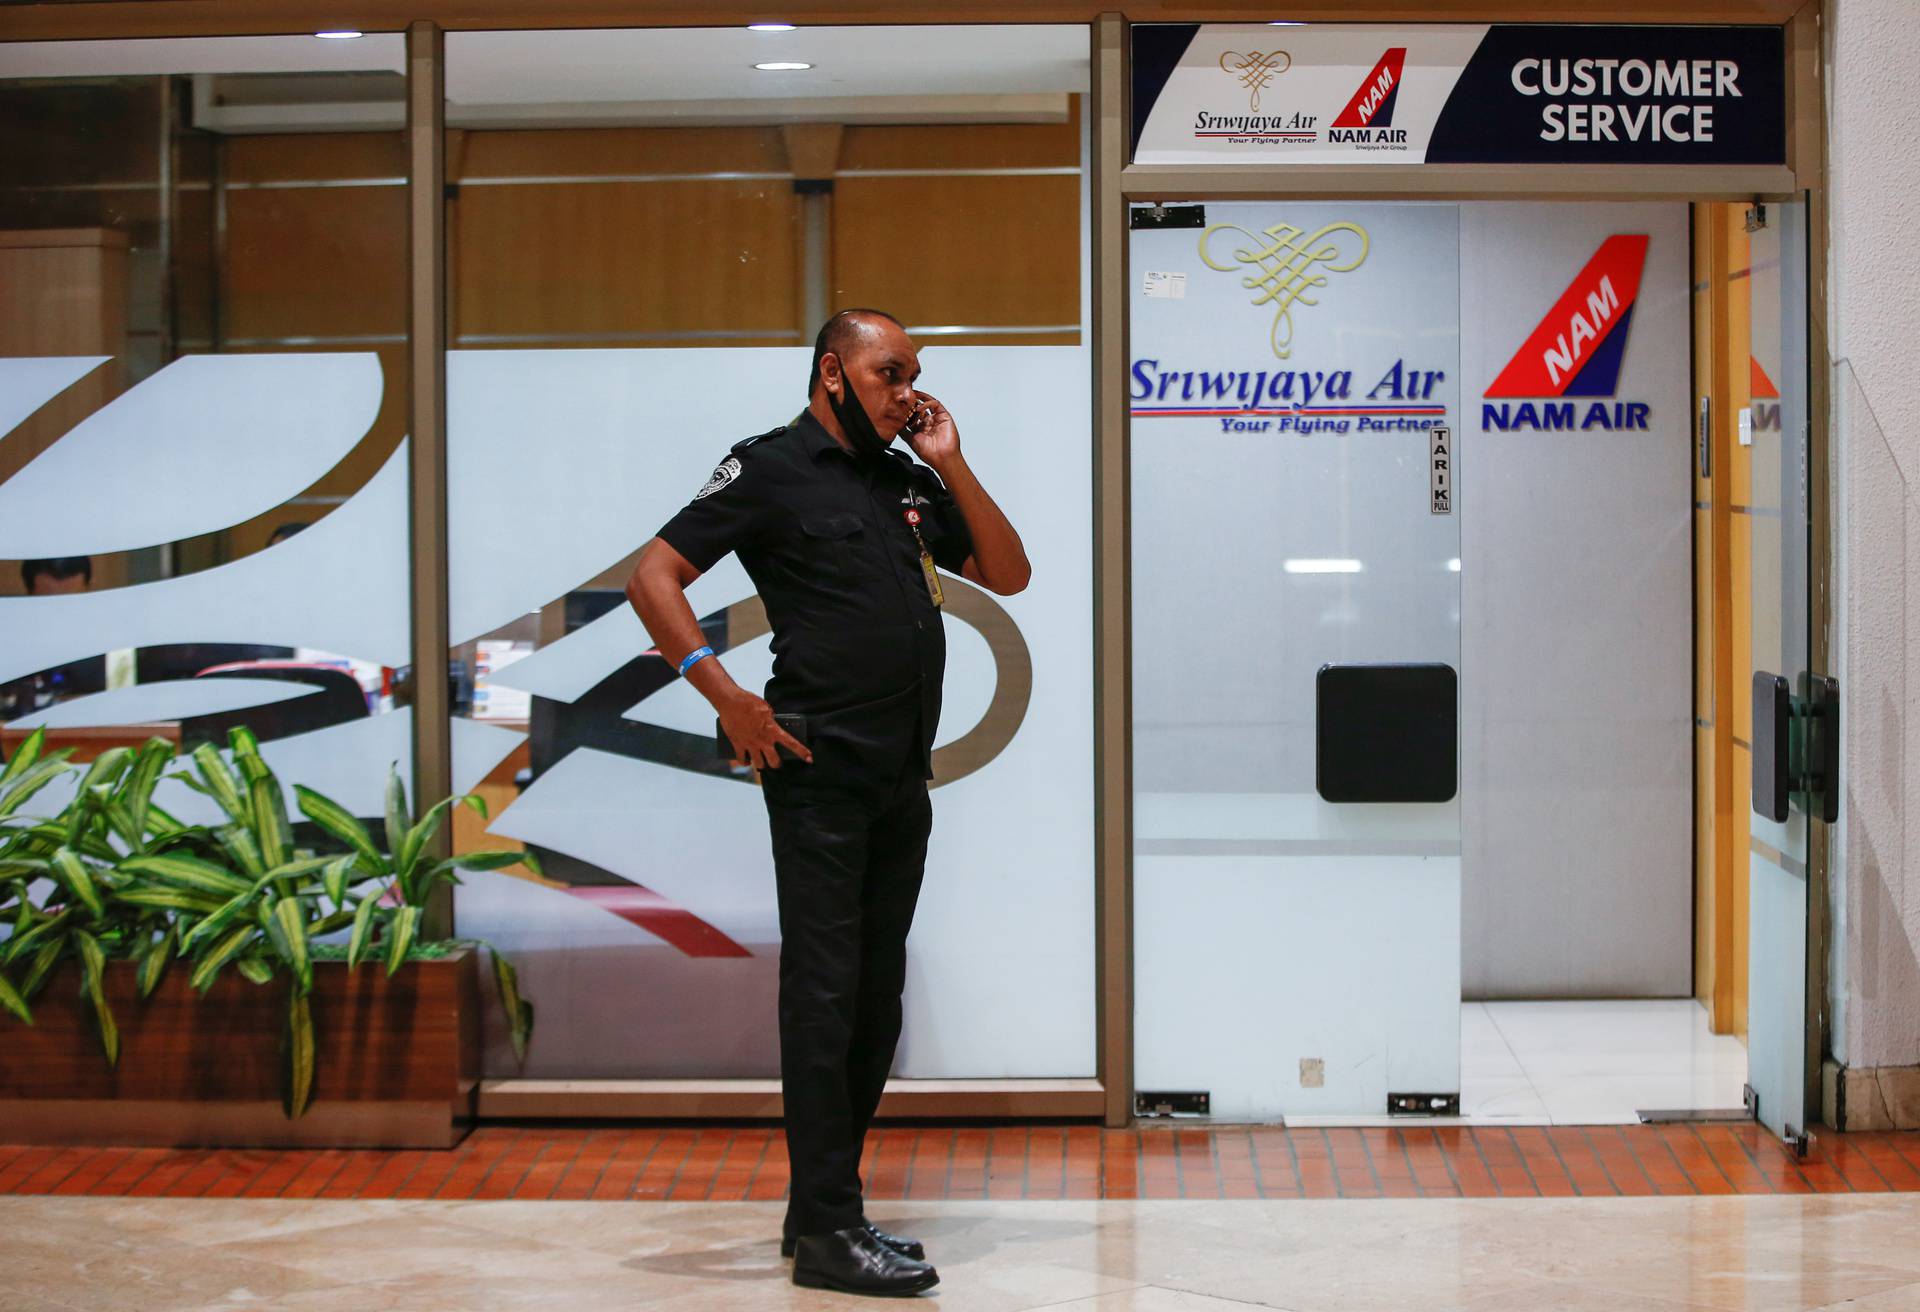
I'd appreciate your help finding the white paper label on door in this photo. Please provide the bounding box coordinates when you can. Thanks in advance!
[1431,425,1453,514]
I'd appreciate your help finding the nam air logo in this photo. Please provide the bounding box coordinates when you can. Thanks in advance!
[1329,48,1410,149]
[1750,356,1782,432]
[1483,234,1652,432]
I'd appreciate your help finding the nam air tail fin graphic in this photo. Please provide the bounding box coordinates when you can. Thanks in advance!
[1333,48,1406,129]
[1486,234,1650,398]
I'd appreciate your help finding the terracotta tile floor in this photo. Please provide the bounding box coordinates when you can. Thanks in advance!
[3,1124,1918,1203]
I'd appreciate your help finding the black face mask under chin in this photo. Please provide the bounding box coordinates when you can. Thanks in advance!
[827,373,894,462]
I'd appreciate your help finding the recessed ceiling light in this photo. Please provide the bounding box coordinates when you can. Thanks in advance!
[747,23,797,32]
[754,61,812,71]
[1283,558,1363,574]
[1267,20,1305,25]
[313,29,363,39]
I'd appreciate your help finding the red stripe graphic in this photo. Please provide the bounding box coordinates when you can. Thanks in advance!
[1486,234,1650,398]
[566,886,753,958]
[1334,48,1406,129]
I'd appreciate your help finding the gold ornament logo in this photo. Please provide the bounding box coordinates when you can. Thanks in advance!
[1199,221,1370,360]
[1218,50,1291,111]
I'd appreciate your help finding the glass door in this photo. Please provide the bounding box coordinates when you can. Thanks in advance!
[1129,201,1462,1119]
[1744,197,1818,1150]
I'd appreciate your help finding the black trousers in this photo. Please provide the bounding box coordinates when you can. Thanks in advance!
[763,751,933,1238]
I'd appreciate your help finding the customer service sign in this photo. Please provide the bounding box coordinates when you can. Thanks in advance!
[1132,24,1785,166]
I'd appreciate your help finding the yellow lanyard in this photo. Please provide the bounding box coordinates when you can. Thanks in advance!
[904,508,944,607]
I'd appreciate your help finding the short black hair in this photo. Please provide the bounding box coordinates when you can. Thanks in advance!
[21,556,92,592]
[806,308,903,398]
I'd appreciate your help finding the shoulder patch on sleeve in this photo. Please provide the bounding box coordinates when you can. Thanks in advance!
[694,455,744,500]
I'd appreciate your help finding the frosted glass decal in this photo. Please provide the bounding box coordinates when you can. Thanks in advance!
[625,613,994,750]
[484,605,647,703]
[0,441,409,684]
[454,346,1095,1079]
[625,635,777,737]
[448,349,824,640]
[0,357,108,439]
[1135,853,1461,1119]
[8,713,517,840]
[0,353,382,556]
[492,748,780,945]
[479,556,756,703]
[7,678,311,729]
[253,708,525,819]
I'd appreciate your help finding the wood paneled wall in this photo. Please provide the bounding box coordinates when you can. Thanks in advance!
[0,229,130,596]
[206,134,410,559]
[1693,201,1756,1040]
[0,110,1079,576]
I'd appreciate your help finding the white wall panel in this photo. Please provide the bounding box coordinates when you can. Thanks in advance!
[1458,202,1693,999]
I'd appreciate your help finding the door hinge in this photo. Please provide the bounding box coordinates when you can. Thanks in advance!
[1129,204,1206,230]
[1388,1092,1461,1117]
[1135,1090,1210,1118]
[1752,674,1840,824]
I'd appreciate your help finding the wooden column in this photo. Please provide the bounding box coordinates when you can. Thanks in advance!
[1091,10,1132,1129]
[407,20,454,936]
[782,123,843,337]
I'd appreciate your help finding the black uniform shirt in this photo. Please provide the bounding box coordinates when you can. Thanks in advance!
[655,409,973,778]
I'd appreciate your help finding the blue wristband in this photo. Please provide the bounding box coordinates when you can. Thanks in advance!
[677,645,715,677]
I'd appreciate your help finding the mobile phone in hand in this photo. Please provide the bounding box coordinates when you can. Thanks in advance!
[715,713,811,761]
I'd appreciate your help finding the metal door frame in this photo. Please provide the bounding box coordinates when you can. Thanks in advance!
[1092,5,1830,1130]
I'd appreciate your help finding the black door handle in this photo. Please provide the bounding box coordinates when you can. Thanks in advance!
[1751,670,1840,824]
[1802,673,1840,825]
[1752,672,1790,823]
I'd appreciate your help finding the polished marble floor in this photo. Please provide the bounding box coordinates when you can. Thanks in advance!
[1463,999,1749,1125]
[10,1193,1920,1311]
[1284,1000,1748,1129]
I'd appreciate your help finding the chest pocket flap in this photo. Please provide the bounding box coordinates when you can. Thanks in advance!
[800,511,864,540]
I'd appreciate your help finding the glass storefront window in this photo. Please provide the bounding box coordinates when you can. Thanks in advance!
[0,35,415,843]
[437,26,1096,1080]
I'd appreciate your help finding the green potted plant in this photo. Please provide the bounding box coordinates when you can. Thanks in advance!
[0,725,537,1145]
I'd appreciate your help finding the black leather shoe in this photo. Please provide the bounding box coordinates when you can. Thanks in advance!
[791,1226,939,1296]
[782,1222,925,1262]
[862,1221,926,1261]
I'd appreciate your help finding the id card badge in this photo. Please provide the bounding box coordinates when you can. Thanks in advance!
[906,508,944,608]
[919,549,945,607]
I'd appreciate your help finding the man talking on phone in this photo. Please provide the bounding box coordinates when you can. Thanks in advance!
[625,309,1030,1296]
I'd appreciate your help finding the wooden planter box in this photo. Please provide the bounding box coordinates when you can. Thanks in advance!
[0,950,482,1149]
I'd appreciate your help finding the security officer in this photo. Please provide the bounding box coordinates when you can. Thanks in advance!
[625,308,1030,1297]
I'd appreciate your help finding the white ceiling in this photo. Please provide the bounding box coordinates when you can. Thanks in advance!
[452,27,1086,103]
[0,33,409,79]
[0,25,1089,103]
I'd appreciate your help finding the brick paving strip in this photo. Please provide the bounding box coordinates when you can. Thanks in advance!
[3,1126,1915,1202]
